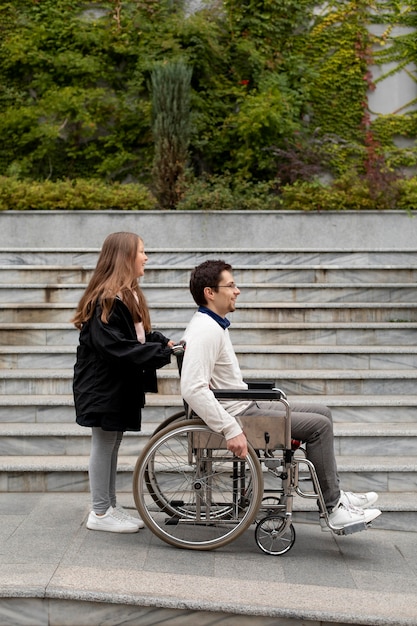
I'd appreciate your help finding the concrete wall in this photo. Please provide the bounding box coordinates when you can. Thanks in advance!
[0,210,416,250]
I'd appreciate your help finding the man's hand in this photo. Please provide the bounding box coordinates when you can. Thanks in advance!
[226,432,248,459]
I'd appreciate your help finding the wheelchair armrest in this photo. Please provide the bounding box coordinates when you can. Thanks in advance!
[213,388,285,401]
[244,380,275,390]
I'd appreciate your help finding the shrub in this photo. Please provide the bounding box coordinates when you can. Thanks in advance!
[396,177,417,214]
[0,177,156,211]
[177,175,282,211]
[279,173,414,211]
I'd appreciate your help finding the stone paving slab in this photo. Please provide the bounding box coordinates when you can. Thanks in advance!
[0,492,417,625]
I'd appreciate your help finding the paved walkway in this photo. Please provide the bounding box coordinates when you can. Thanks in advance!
[1,492,417,626]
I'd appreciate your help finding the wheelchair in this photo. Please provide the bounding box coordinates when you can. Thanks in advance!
[132,352,373,555]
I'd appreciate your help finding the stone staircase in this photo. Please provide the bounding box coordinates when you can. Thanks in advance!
[0,245,416,530]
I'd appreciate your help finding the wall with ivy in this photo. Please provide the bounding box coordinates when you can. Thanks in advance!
[0,0,415,210]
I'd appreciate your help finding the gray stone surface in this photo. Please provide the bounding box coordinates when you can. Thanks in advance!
[0,492,417,625]
[1,210,417,249]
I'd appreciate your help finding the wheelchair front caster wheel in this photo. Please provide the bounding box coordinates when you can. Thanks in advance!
[255,515,296,555]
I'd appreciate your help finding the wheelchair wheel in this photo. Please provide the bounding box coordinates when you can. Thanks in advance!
[133,419,264,551]
[255,515,296,555]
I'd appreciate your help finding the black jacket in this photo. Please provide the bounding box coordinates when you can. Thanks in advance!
[73,298,172,431]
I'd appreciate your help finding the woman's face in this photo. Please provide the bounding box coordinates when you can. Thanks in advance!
[134,239,148,278]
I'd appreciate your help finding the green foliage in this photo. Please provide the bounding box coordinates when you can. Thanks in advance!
[0,0,167,181]
[396,176,417,213]
[177,174,281,210]
[222,74,305,177]
[0,177,155,211]
[279,171,407,211]
[306,2,371,140]
[151,60,192,209]
[0,0,414,209]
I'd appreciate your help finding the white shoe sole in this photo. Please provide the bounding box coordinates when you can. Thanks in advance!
[86,521,140,533]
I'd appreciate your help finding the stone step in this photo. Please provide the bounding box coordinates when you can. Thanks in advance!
[1,344,417,370]
[0,346,77,369]
[2,264,417,284]
[236,345,417,370]
[0,393,416,424]
[152,367,417,397]
[0,455,415,496]
[1,367,417,396]
[0,394,184,423]
[1,422,416,458]
[1,246,417,266]
[0,345,177,370]
[1,321,416,346]
[1,282,417,304]
[1,301,416,323]
[0,323,79,345]
[0,268,93,285]
[143,266,417,284]
[228,322,417,347]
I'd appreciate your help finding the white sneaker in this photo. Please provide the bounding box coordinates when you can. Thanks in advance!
[114,505,145,529]
[86,506,141,533]
[328,496,381,531]
[340,490,378,509]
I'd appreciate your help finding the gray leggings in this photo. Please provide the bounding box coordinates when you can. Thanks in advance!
[238,401,340,511]
[89,427,124,514]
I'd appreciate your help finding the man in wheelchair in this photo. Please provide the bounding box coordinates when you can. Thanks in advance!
[180,260,382,534]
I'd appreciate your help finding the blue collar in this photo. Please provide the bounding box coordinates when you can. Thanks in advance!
[198,306,230,329]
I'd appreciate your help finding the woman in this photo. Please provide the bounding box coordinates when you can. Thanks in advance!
[72,232,175,533]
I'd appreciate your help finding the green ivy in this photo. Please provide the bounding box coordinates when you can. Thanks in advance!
[0,0,415,209]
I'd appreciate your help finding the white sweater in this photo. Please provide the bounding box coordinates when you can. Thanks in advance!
[180,311,250,440]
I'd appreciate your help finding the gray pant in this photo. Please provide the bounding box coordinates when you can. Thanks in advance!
[89,427,124,514]
[238,401,340,511]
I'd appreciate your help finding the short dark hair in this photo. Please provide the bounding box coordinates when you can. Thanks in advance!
[189,260,233,306]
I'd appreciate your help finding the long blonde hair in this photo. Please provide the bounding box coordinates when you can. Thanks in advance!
[72,232,151,331]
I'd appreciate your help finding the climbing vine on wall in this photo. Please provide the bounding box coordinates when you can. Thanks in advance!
[369,1,417,170]
[0,0,415,210]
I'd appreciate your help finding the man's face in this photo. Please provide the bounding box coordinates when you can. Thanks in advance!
[208,270,240,317]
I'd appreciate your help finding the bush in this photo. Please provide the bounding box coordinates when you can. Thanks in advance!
[177,175,282,211]
[396,177,417,214]
[0,177,156,211]
[279,173,413,211]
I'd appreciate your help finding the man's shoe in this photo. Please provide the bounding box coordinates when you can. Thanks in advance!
[86,506,141,533]
[340,490,378,509]
[114,505,145,529]
[328,497,381,531]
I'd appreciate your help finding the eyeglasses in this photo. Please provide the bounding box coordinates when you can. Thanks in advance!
[207,283,239,290]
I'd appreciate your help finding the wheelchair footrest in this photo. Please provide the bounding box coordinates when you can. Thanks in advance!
[337,519,368,535]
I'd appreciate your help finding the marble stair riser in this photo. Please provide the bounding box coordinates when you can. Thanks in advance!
[1,347,417,370]
[0,430,416,457]
[2,248,417,266]
[1,464,415,495]
[0,324,416,346]
[144,267,417,284]
[1,284,416,305]
[2,265,417,284]
[2,372,417,396]
[0,400,415,425]
[1,304,416,324]
[1,371,417,396]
